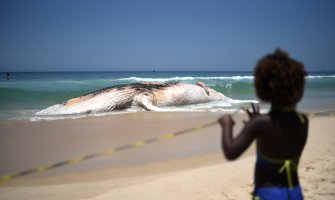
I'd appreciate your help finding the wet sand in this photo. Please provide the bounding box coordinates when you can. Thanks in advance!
[0,112,334,199]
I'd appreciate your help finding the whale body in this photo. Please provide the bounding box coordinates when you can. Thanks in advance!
[36,82,257,115]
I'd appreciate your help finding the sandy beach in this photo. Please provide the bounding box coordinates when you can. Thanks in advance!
[0,111,334,200]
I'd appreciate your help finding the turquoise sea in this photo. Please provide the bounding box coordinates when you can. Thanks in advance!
[0,71,334,121]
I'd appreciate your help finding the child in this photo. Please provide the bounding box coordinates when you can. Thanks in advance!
[218,49,308,200]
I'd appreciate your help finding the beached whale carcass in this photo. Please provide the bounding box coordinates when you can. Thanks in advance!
[36,82,257,115]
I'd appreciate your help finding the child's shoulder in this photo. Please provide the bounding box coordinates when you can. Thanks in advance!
[253,114,271,122]
[248,114,272,128]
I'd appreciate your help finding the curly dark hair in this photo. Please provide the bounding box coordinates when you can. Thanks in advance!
[253,48,307,106]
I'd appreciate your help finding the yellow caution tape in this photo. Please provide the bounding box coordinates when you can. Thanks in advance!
[0,120,218,183]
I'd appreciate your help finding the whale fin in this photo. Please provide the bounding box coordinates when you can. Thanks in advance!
[134,93,166,111]
[196,82,210,96]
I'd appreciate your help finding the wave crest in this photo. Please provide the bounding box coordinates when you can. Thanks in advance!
[118,76,254,82]
[307,75,335,79]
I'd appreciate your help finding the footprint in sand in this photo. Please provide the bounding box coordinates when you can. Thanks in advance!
[305,165,315,172]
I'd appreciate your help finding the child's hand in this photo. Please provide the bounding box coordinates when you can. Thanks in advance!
[243,103,260,124]
[218,115,235,128]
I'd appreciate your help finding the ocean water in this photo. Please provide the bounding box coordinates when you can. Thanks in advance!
[0,71,334,121]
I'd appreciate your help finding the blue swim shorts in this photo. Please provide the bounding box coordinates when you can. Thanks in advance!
[253,186,303,200]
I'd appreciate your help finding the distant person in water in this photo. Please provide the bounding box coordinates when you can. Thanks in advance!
[218,48,308,200]
[6,72,10,80]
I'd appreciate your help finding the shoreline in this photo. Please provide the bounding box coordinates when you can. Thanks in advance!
[0,111,334,199]
[1,107,335,123]
[1,101,335,122]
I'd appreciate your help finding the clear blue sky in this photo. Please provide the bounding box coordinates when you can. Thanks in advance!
[0,0,334,72]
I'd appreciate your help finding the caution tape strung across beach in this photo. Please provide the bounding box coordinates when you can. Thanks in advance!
[0,120,218,183]
[0,110,333,183]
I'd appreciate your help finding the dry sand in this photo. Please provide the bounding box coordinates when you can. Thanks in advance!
[0,112,334,200]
